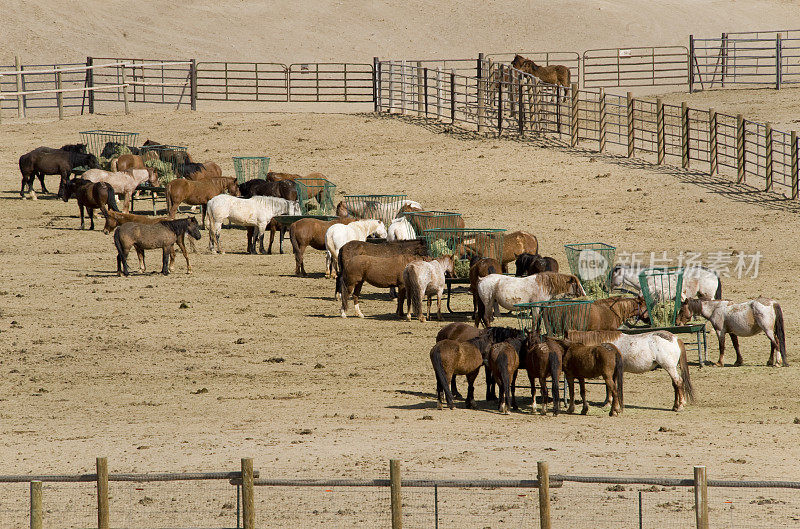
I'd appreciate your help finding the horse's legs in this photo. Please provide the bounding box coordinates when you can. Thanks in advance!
[763,325,781,366]
[450,376,462,400]
[664,362,685,411]
[730,333,743,366]
[38,172,49,194]
[603,372,620,417]
[601,385,611,408]
[528,369,539,414]
[716,330,727,367]
[79,204,85,230]
[465,369,479,409]
[161,246,171,275]
[353,281,365,318]
[566,375,576,414]
[340,277,352,318]
[246,227,255,254]
[213,222,225,254]
[511,370,519,411]
[87,207,95,230]
[119,245,131,276]
[135,246,146,273]
[395,286,405,318]
[436,290,443,322]
[177,235,190,273]
[485,365,496,401]
[258,226,267,255]
[266,224,275,255]
[579,378,589,415]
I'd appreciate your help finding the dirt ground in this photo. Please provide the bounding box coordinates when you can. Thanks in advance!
[2,99,800,525]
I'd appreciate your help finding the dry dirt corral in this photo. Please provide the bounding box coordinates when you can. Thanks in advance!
[2,103,800,525]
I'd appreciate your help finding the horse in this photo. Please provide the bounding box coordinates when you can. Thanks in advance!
[101,142,140,158]
[469,257,502,328]
[110,154,146,173]
[430,337,485,409]
[500,231,539,272]
[403,255,455,322]
[477,272,586,325]
[289,204,353,276]
[81,168,159,213]
[19,147,99,199]
[335,239,427,299]
[487,342,520,414]
[342,199,423,224]
[265,171,301,182]
[587,295,649,330]
[568,329,694,411]
[165,177,240,226]
[387,217,416,241]
[324,219,388,279]
[521,334,564,415]
[60,144,87,154]
[435,322,481,400]
[475,327,527,402]
[62,179,120,230]
[611,265,722,301]
[556,339,624,416]
[338,250,424,318]
[677,296,787,367]
[101,210,170,235]
[511,54,571,101]
[238,179,298,254]
[206,195,300,254]
[141,140,193,164]
[114,217,202,276]
[183,162,222,180]
[401,208,465,234]
[514,253,559,276]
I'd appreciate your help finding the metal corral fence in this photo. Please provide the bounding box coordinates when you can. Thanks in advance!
[7,459,800,528]
[583,46,688,88]
[89,57,195,109]
[377,58,800,200]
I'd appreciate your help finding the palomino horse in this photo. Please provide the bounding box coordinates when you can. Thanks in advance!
[514,253,559,276]
[206,195,300,254]
[114,217,202,276]
[612,265,722,301]
[677,296,787,367]
[430,337,485,409]
[568,330,694,411]
[403,255,455,322]
[102,210,170,235]
[82,168,159,213]
[511,54,571,101]
[487,342,520,414]
[587,296,649,330]
[62,179,120,230]
[521,334,564,415]
[338,251,424,318]
[556,339,624,416]
[324,219,388,278]
[476,272,585,325]
[165,177,240,225]
[470,257,501,328]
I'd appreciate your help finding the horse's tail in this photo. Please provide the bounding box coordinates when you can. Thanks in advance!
[336,249,346,298]
[113,226,124,259]
[104,184,120,212]
[431,344,454,408]
[677,339,695,403]
[289,224,301,256]
[405,266,423,319]
[714,276,723,300]
[549,348,561,415]
[613,350,624,409]
[497,350,510,409]
[165,185,173,216]
[775,302,788,366]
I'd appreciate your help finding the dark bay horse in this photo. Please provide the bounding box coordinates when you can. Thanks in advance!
[487,342,520,414]
[19,147,99,199]
[430,337,484,409]
[556,339,624,416]
[62,178,120,230]
[469,256,501,327]
[115,217,202,276]
[521,334,564,415]
[514,253,559,276]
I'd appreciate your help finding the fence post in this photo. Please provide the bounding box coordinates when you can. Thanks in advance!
[450,70,456,124]
[477,53,485,132]
[373,57,379,113]
[657,98,665,164]
[570,82,579,147]
[96,457,109,529]
[190,59,197,111]
[30,480,42,529]
[792,131,798,199]
[598,88,606,152]
[423,67,428,117]
[765,122,773,191]
[709,108,717,175]
[400,60,406,115]
[56,71,64,120]
[737,114,746,183]
[497,66,503,136]
[627,92,634,158]
[241,458,255,529]
[121,66,130,115]
[435,67,441,120]
[388,62,394,113]
[518,72,525,135]
[15,55,25,118]
[0,77,3,124]
[776,34,782,90]
[537,461,551,529]
[390,459,402,529]
[688,34,695,93]
[694,466,709,529]
[416,61,424,116]
[681,102,689,169]
[721,33,728,88]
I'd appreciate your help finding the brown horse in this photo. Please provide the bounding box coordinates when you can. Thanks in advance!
[266,171,301,182]
[335,239,428,299]
[165,177,240,225]
[557,339,624,416]
[469,257,502,327]
[511,54,571,99]
[588,296,649,330]
[114,217,202,276]
[111,154,145,173]
[430,337,484,409]
[435,322,481,400]
[515,253,559,276]
[339,252,425,318]
[521,334,565,415]
[289,203,352,276]
[184,162,223,180]
[62,178,120,230]
[102,209,170,235]
[487,342,520,414]
[501,231,538,272]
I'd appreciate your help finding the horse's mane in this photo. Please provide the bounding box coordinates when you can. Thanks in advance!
[485,326,523,342]
[160,217,193,235]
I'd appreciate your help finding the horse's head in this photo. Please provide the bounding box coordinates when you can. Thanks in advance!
[61,180,74,202]
[511,55,525,69]
[147,167,159,186]
[440,255,455,277]
[227,179,241,197]
[375,221,388,239]
[102,210,119,235]
[336,201,348,217]
[676,298,702,325]
[571,275,586,297]
[633,296,650,325]
[87,154,101,169]
[187,217,202,240]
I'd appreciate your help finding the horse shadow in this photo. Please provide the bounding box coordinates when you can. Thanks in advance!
[278,273,327,279]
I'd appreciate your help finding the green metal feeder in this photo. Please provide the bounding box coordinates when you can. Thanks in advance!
[79,130,139,158]
[232,156,271,184]
[140,144,190,184]
[515,299,593,338]
[564,242,617,299]
[402,210,463,240]
[638,267,684,327]
[423,228,505,279]
[342,194,408,227]
[295,177,337,215]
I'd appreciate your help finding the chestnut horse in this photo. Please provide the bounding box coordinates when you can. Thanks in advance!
[335,239,428,299]
[556,339,624,416]
[184,162,223,180]
[62,179,120,230]
[500,231,539,272]
[435,322,480,400]
[289,203,352,276]
[165,177,240,226]
[521,334,564,415]
[430,337,485,409]
[338,251,423,318]
[588,296,649,330]
[511,54,571,100]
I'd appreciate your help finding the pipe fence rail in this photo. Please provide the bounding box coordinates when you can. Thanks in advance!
[583,46,689,88]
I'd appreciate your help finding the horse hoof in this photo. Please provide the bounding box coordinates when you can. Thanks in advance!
[581,408,588,415]
[340,312,347,319]
[610,410,619,417]
[437,402,443,410]
[715,361,724,367]
[356,313,365,319]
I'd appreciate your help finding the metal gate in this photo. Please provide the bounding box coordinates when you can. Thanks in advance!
[288,63,373,102]
[196,62,288,101]
[90,57,193,106]
[582,46,688,88]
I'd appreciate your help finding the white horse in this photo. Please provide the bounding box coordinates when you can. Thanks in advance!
[403,255,455,322]
[568,330,694,411]
[387,217,416,241]
[344,199,422,223]
[82,168,158,213]
[324,219,388,278]
[677,296,787,367]
[206,195,299,254]
[477,272,585,325]
[611,265,721,301]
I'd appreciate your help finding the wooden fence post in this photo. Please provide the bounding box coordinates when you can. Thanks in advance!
[681,102,689,169]
[96,457,109,529]
[416,61,424,116]
[497,66,503,136]
[537,461,551,529]
[657,98,665,164]
[190,59,197,111]
[477,53,485,132]
[792,131,798,199]
[598,88,606,152]
[688,34,695,93]
[15,55,25,118]
[373,57,380,113]
[694,466,709,529]
[776,33,782,90]
[390,459,402,529]
[423,67,428,117]
[30,481,42,529]
[242,458,255,529]
[570,82,579,147]
[450,70,456,124]
[765,122,773,191]
[56,71,64,120]
[121,66,130,115]
[737,114,746,183]
[626,92,634,158]
[709,107,717,174]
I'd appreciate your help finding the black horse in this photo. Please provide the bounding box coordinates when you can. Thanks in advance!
[100,142,139,158]
[60,143,88,154]
[114,217,202,276]
[514,252,559,277]
[238,179,299,254]
[19,147,99,198]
